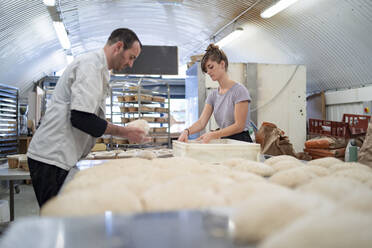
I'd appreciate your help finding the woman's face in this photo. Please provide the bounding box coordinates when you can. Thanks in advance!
[205,59,225,81]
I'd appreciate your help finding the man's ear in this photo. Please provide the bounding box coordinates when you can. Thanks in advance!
[115,41,124,52]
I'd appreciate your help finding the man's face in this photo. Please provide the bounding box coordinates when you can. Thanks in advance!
[113,41,141,71]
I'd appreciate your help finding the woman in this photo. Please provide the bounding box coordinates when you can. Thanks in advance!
[178,44,252,143]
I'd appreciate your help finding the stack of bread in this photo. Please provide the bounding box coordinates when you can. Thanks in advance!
[304,136,347,160]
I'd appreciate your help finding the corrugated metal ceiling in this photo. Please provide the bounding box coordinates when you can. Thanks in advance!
[0,0,372,97]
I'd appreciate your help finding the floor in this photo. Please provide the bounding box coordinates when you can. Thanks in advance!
[0,181,39,236]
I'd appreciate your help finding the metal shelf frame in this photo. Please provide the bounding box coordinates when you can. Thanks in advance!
[109,77,171,149]
[0,84,19,160]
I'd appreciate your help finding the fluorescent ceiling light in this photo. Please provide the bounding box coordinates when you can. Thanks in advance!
[261,0,299,18]
[66,55,74,64]
[53,21,71,49]
[216,28,243,48]
[158,0,183,5]
[43,0,56,6]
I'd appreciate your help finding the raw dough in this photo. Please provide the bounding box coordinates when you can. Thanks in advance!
[269,167,317,188]
[127,119,150,135]
[233,191,331,244]
[270,160,303,173]
[303,165,330,177]
[307,157,342,168]
[136,150,157,160]
[41,181,142,216]
[228,160,274,177]
[296,176,369,201]
[258,211,372,248]
[264,155,298,166]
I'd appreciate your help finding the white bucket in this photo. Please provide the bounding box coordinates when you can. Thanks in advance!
[0,200,10,223]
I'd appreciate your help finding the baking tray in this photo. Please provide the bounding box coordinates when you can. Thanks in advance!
[0,210,254,248]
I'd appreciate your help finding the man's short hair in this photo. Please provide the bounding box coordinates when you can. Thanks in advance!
[107,28,142,50]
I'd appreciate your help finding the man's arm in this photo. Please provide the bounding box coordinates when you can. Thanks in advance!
[70,110,107,137]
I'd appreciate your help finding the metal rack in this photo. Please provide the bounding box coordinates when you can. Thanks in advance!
[0,84,19,160]
[108,78,171,149]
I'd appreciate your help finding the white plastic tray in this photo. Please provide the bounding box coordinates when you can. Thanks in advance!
[173,139,261,162]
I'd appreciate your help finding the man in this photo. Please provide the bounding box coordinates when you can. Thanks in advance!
[27,28,149,207]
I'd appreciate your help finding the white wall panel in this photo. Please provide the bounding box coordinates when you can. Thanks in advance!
[326,102,363,122]
[256,64,306,152]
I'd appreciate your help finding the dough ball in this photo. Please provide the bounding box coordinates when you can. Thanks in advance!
[142,175,227,211]
[232,161,274,177]
[227,170,266,183]
[270,160,303,173]
[233,191,331,244]
[307,157,342,168]
[296,176,369,201]
[223,181,291,206]
[264,155,298,166]
[151,157,201,169]
[339,189,372,213]
[136,150,157,160]
[127,119,150,135]
[258,211,372,248]
[329,162,372,173]
[331,168,372,184]
[41,181,142,217]
[269,167,317,188]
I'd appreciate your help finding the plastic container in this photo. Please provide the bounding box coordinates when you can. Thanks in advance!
[308,118,350,138]
[345,139,358,162]
[172,139,261,163]
[342,114,371,136]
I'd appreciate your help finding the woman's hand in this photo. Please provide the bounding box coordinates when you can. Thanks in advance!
[197,131,218,144]
[178,129,189,142]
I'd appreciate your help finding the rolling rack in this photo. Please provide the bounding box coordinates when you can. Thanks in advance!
[0,84,19,161]
[108,78,171,149]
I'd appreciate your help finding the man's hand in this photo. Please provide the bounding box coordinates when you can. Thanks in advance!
[119,126,151,144]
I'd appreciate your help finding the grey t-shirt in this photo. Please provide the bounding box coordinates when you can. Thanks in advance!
[206,83,251,131]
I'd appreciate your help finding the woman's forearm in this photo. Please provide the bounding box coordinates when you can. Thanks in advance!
[187,120,205,135]
[214,123,245,138]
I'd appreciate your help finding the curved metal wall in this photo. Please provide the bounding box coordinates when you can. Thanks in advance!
[0,0,372,97]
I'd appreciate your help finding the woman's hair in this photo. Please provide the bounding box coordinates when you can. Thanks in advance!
[200,43,228,73]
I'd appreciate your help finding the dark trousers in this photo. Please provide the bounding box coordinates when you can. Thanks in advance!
[28,157,68,207]
[222,130,253,142]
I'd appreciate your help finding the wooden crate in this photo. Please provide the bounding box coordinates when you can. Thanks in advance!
[129,117,156,122]
[134,94,152,102]
[124,95,135,102]
[128,107,138,112]
[155,117,167,123]
[120,106,128,113]
[155,107,168,113]
[152,96,166,102]
[121,117,129,123]
[154,137,169,143]
[139,106,154,112]
[113,138,129,144]
[153,127,167,133]
[7,156,19,169]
